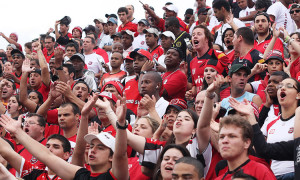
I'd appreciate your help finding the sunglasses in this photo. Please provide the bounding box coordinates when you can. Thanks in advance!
[290,9,300,14]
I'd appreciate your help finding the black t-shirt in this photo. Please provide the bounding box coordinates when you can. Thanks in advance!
[294,137,300,179]
[74,168,115,180]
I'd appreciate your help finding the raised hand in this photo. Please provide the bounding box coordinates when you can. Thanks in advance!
[141,60,154,72]
[116,94,127,124]
[139,95,156,111]
[49,82,62,99]
[55,81,71,95]
[95,97,111,111]
[229,98,254,116]
[88,121,100,135]
[252,63,268,75]
[82,93,98,117]
[0,114,22,135]
[272,23,280,38]
[206,74,225,93]
[22,58,35,73]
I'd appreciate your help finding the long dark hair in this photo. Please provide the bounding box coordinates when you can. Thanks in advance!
[153,144,191,180]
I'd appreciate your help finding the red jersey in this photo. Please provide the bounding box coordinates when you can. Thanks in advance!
[46,109,59,124]
[290,56,300,78]
[190,49,229,92]
[226,49,236,64]
[118,21,137,32]
[220,85,231,101]
[124,77,141,115]
[99,71,127,88]
[161,69,187,101]
[254,34,284,55]
[18,138,47,169]
[148,45,164,60]
[93,47,109,63]
[215,159,276,180]
[36,82,50,102]
[128,157,150,180]
[43,49,54,63]
[156,17,189,33]
[232,48,266,82]
[12,71,22,90]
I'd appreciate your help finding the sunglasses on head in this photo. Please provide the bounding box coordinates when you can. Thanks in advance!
[290,9,300,14]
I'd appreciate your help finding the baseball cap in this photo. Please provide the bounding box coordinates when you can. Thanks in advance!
[84,132,115,152]
[228,64,251,76]
[10,33,18,41]
[107,17,118,25]
[7,43,17,50]
[94,18,104,24]
[105,14,118,19]
[11,49,25,58]
[163,4,178,14]
[60,16,71,26]
[129,49,153,61]
[143,28,159,37]
[111,32,122,39]
[205,57,225,75]
[198,7,209,15]
[70,53,85,63]
[160,31,175,40]
[265,50,284,63]
[120,30,134,39]
[290,3,300,11]
[138,19,150,26]
[72,26,83,34]
[101,81,124,96]
[185,8,194,15]
[83,25,96,32]
[124,54,133,61]
[98,91,118,103]
[166,98,187,113]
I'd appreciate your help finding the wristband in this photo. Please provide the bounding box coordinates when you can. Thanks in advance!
[284,36,290,43]
[116,121,128,129]
[206,92,216,99]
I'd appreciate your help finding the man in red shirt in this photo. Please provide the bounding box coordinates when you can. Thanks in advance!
[144,28,164,60]
[253,12,283,55]
[43,36,55,63]
[117,7,137,33]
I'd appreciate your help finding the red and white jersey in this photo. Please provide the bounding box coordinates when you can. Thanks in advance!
[124,77,141,115]
[202,143,223,179]
[261,115,295,176]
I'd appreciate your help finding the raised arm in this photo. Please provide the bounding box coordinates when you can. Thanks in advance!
[197,75,224,153]
[263,23,281,60]
[0,115,81,180]
[55,21,61,40]
[139,95,162,124]
[143,4,161,25]
[0,32,21,50]
[35,41,51,87]
[19,58,38,113]
[0,137,22,173]
[112,97,129,180]
[95,96,146,154]
[71,93,98,166]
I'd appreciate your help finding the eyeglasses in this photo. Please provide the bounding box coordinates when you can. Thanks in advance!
[23,121,39,126]
[276,83,298,91]
[290,10,300,14]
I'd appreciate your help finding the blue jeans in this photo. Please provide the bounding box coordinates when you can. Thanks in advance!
[276,172,294,180]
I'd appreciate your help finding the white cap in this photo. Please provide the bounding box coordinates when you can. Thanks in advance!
[160,31,175,40]
[143,28,160,37]
[163,5,178,14]
[120,30,134,39]
[84,132,115,152]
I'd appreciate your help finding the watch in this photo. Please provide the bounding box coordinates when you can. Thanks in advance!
[140,71,147,75]
[116,121,128,129]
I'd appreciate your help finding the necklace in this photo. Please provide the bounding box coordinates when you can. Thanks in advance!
[238,48,252,63]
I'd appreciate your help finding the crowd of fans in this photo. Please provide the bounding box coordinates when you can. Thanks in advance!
[0,0,300,179]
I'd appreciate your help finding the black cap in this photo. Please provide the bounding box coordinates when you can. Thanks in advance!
[105,14,118,20]
[111,32,122,39]
[60,16,71,26]
[228,64,251,76]
[83,25,96,32]
[31,69,41,75]
[185,8,194,15]
[138,19,150,26]
[11,49,25,59]
[198,8,209,15]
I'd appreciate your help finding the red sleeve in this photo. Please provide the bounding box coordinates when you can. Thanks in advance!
[44,124,62,138]
[117,26,121,32]
[156,18,166,32]
[19,159,38,178]
[67,33,73,38]
[47,109,58,124]
[273,38,284,53]
[163,72,187,100]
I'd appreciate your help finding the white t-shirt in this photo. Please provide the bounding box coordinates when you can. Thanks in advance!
[132,34,148,50]
[261,116,295,176]
[158,54,166,68]
[267,2,295,34]
[239,7,255,25]
[83,53,104,74]
[155,97,169,118]
[214,18,245,48]
[99,34,113,57]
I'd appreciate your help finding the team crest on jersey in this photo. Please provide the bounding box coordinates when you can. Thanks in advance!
[141,41,145,45]
[30,156,38,164]
[269,129,275,134]
[153,54,158,58]
[263,43,269,49]
[88,61,92,65]
[176,42,182,47]
[288,127,294,134]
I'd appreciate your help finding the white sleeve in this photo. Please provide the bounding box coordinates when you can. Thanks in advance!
[250,81,261,94]
[233,18,245,28]
[267,3,280,17]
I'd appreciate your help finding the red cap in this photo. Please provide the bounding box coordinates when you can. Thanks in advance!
[124,54,133,61]
[101,81,124,96]
[166,98,188,112]
[129,49,153,61]
[55,45,65,53]
[72,26,83,34]
[205,58,224,75]
[98,91,118,103]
